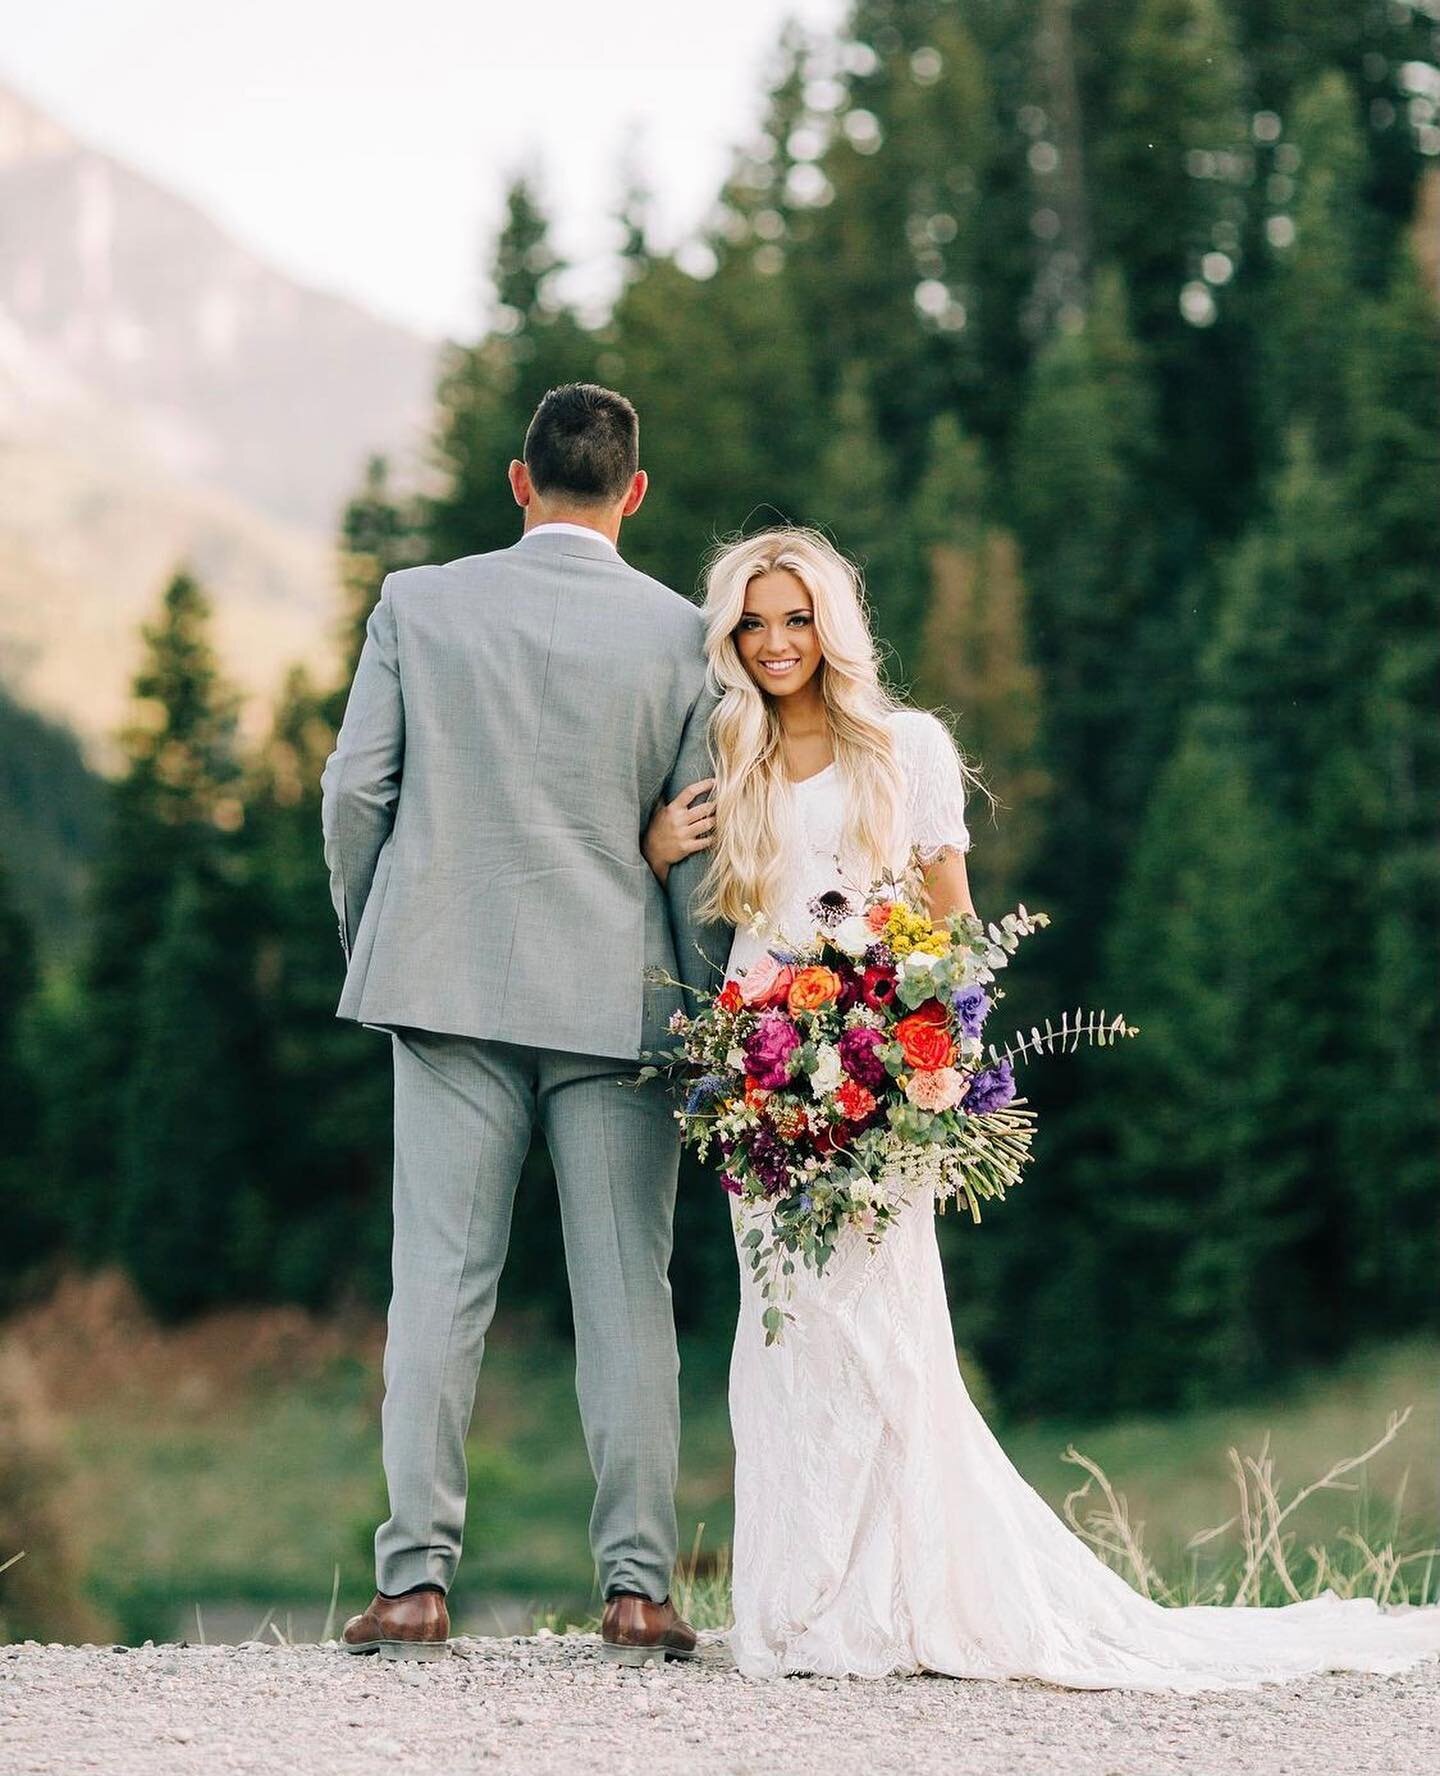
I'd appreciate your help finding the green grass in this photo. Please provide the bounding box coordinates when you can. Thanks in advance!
[46,1311,1440,1640]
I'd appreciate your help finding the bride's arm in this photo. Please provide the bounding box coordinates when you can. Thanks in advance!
[643,779,715,885]
[921,845,977,923]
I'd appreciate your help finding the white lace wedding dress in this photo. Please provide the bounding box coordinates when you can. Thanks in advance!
[724,709,1440,1688]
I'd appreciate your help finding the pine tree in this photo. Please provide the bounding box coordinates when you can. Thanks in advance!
[1258,71,1367,467]
[790,2,1002,474]
[424,178,597,566]
[1084,709,1304,1410]
[1093,0,1256,528]
[0,858,48,1299]
[1334,241,1440,1326]
[53,569,245,1262]
[1009,268,1167,999]
[242,666,394,1305]
[604,247,820,590]
[910,413,1048,906]
[116,870,260,1316]
[813,366,920,668]
[337,456,423,682]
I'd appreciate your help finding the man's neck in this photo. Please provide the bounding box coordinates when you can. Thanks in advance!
[524,510,621,546]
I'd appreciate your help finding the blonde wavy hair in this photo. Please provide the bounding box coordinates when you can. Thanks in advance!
[696,527,908,926]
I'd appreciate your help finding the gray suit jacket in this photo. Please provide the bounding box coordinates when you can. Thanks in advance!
[320,530,728,1060]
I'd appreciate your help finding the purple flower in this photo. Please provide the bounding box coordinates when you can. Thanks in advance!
[744,1010,802,1090]
[952,985,992,1039]
[719,1172,743,1197]
[685,1073,726,1114]
[838,1025,888,1091]
[745,1123,793,1195]
[963,1061,1015,1116]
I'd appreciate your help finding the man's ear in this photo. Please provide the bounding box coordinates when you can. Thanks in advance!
[509,460,533,508]
[622,469,648,518]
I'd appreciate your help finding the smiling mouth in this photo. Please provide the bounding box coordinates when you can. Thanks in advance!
[759,659,800,675]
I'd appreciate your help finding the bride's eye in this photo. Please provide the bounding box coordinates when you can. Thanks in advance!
[787,615,813,628]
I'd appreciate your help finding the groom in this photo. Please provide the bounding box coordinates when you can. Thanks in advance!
[320,383,722,1663]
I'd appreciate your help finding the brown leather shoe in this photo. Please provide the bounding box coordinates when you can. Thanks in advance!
[600,1592,698,1667]
[341,1588,451,1660]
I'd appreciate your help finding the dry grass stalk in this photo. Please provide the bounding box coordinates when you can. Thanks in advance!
[1061,1446,1177,1604]
[1064,1408,1433,1608]
[1194,1409,1412,1606]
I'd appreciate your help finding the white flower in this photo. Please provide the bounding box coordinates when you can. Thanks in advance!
[808,1043,844,1097]
[844,1005,886,1030]
[726,1046,746,1071]
[959,1034,983,1064]
[902,950,940,977]
[831,914,872,958]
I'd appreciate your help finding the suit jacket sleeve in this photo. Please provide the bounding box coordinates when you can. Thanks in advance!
[663,686,731,997]
[320,576,404,957]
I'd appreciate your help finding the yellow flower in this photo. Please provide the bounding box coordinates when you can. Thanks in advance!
[883,903,949,959]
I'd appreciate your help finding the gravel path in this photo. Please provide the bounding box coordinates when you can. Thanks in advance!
[4,1634,1437,1776]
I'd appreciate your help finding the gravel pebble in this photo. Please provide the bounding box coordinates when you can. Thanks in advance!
[2,1635,1437,1775]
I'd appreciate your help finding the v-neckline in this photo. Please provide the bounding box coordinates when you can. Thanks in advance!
[789,761,836,788]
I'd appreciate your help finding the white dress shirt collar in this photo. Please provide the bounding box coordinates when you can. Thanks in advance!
[518,521,620,555]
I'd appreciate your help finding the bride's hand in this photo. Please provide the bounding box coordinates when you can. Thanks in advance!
[643,779,716,884]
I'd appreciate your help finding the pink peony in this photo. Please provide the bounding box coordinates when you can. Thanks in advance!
[743,1010,803,1090]
[838,1025,888,1090]
[738,952,797,1009]
[904,1067,967,1112]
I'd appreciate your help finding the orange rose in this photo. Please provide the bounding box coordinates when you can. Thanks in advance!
[865,901,896,933]
[716,980,744,1014]
[895,1007,956,1072]
[909,997,950,1026]
[787,965,843,1015]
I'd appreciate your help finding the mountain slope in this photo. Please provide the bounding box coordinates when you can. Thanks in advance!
[0,81,436,531]
[0,80,443,758]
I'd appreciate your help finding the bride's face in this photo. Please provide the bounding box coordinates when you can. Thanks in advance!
[735,570,824,701]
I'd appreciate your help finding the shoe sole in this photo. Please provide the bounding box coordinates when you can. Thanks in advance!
[342,1639,452,1661]
[602,1642,698,1668]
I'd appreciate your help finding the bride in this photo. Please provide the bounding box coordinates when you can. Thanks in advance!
[643,525,1440,1690]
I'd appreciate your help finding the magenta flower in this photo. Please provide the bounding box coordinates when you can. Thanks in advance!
[743,1010,802,1090]
[838,1025,888,1091]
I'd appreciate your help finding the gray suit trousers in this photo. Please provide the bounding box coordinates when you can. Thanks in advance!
[375,1030,681,1602]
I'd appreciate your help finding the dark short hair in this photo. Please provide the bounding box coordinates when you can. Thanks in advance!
[522,383,639,504]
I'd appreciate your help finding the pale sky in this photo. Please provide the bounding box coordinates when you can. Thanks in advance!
[4,0,845,339]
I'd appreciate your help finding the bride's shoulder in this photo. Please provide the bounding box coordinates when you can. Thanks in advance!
[884,706,959,766]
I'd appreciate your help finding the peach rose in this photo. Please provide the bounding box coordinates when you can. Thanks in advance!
[738,952,796,1008]
[904,1067,966,1112]
[787,965,843,1015]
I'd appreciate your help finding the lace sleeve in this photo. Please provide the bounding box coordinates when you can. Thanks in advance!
[899,711,971,861]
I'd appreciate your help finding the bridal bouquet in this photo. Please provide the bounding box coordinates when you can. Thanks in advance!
[645,871,1136,1342]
